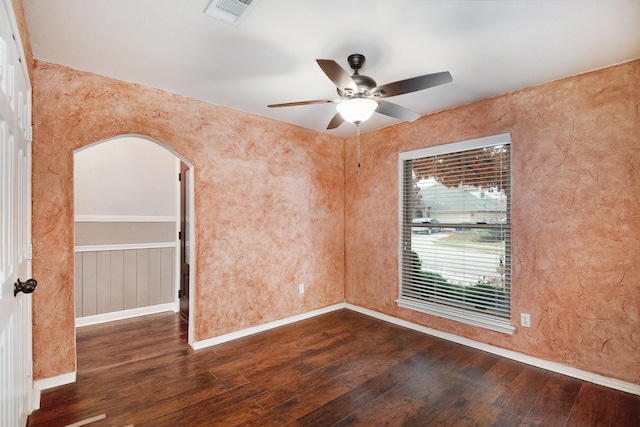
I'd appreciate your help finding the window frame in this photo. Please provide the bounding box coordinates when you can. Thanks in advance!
[397,133,514,334]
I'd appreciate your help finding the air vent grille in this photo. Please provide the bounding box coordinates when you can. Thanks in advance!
[204,0,260,27]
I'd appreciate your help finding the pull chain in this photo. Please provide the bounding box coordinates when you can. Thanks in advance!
[356,121,361,175]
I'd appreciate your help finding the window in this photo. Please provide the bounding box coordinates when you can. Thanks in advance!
[398,133,513,334]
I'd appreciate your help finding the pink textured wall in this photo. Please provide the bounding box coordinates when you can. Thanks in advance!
[11,0,33,78]
[29,52,638,385]
[31,61,345,379]
[345,60,640,384]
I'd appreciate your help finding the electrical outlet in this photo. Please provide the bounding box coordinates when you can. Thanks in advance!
[298,283,305,294]
[521,313,531,328]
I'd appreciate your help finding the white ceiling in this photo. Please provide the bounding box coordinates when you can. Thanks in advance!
[22,0,640,137]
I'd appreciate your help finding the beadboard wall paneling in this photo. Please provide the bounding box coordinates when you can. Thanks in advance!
[74,247,175,318]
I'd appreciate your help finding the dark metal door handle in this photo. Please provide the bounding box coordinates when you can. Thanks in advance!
[14,278,37,297]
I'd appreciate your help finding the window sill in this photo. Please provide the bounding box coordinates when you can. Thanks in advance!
[396,297,515,335]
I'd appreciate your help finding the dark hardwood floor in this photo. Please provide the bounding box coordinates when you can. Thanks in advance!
[28,310,639,426]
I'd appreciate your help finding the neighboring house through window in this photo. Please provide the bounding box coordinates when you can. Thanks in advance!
[398,133,513,334]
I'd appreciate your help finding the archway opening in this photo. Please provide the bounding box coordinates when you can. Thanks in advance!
[73,135,195,344]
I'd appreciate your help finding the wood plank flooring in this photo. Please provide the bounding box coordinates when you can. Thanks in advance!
[28,310,640,426]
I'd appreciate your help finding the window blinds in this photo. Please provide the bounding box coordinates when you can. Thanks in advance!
[398,134,513,333]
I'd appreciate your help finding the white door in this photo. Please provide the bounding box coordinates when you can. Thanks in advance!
[0,0,35,425]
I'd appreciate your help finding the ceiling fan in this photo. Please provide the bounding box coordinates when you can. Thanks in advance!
[268,53,452,129]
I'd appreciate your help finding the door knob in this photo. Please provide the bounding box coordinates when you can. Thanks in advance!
[14,278,37,297]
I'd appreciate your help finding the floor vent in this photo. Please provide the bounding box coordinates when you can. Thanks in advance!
[203,0,260,27]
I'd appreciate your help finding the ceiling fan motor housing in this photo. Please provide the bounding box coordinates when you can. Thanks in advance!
[352,75,376,91]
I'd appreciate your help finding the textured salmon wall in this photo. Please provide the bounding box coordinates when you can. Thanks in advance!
[31,61,345,379]
[30,56,639,384]
[11,0,33,78]
[345,60,640,384]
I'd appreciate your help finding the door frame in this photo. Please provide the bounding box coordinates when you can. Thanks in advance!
[177,161,195,345]
[178,162,190,321]
[185,167,195,345]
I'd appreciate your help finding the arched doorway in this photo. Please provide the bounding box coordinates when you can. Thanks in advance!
[73,135,195,343]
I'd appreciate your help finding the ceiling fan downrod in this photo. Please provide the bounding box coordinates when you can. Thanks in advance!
[346,54,377,94]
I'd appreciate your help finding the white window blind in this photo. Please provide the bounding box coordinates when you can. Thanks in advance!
[398,133,513,334]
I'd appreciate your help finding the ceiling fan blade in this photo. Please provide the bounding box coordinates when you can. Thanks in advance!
[372,71,452,98]
[268,99,336,108]
[316,59,358,92]
[376,100,421,122]
[327,112,345,130]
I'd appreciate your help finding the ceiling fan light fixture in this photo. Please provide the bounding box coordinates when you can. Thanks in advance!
[336,98,378,124]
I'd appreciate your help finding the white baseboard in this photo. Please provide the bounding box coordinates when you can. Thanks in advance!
[75,303,176,328]
[345,304,640,396]
[37,302,637,409]
[33,372,77,408]
[192,303,347,350]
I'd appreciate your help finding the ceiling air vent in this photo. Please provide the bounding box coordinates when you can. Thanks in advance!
[203,0,260,27]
